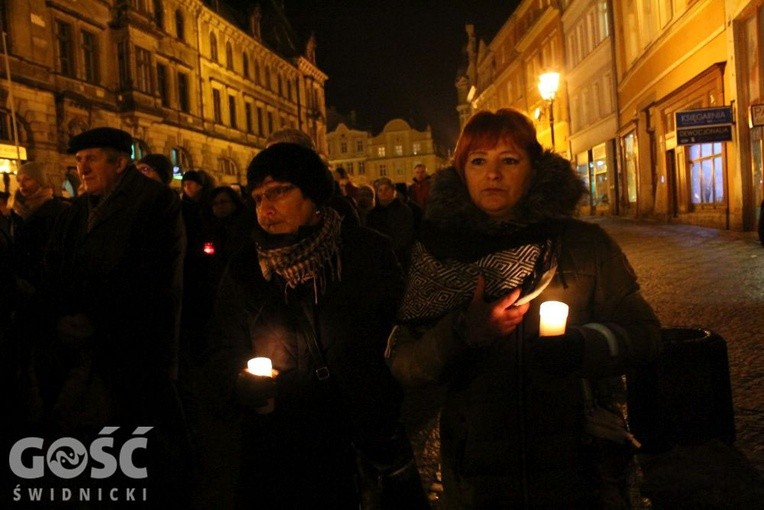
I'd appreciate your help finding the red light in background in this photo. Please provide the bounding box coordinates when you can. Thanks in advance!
[203,242,215,255]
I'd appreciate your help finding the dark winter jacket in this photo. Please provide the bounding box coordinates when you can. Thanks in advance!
[205,223,405,508]
[366,198,415,268]
[42,165,185,427]
[389,162,661,508]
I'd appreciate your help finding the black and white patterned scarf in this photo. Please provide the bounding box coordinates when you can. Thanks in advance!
[398,238,555,323]
[256,207,342,303]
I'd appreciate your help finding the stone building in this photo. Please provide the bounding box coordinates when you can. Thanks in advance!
[0,0,327,193]
[327,118,443,186]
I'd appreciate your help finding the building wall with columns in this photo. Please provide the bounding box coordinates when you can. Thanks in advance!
[0,0,326,195]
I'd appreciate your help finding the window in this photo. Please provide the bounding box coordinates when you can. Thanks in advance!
[172,147,191,178]
[0,3,10,51]
[117,41,129,89]
[287,80,292,101]
[175,10,185,41]
[355,139,364,152]
[210,33,218,62]
[132,139,148,161]
[358,162,365,175]
[228,94,237,128]
[254,61,261,85]
[218,158,237,177]
[256,106,264,135]
[267,111,274,134]
[394,144,403,156]
[212,89,222,123]
[135,47,152,93]
[340,141,347,153]
[622,132,638,203]
[277,75,283,96]
[379,164,387,177]
[377,147,386,157]
[157,64,169,106]
[0,110,21,142]
[242,52,250,78]
[178,72,190,113]
[55,20,75,77]
[225,41,233,70]
[688,142,724,204]
[412,142,421,155]
[265,66,271,90]
[153,0,164,29]
[245,102,253,133]
[81,30,99,83]
[346,162,353,174]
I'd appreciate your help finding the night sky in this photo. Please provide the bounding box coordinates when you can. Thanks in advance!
[279,0,519,152]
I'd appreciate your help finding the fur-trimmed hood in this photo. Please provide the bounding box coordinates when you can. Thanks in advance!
[420,151,586,261]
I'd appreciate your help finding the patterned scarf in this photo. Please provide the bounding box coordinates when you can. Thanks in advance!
[256,207,342,303]
[398,237,555,324]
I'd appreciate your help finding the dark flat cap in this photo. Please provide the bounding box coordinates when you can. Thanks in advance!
[67,127,134,155]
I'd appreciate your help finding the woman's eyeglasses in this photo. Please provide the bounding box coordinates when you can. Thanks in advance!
[252,184,296,206]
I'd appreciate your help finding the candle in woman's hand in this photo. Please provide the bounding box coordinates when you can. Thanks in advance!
[539,301,569,336]
[247,357,273,377]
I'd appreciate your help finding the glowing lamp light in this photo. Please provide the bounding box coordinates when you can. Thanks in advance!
[247,357,273,377]
[539,301,569,336]
[203,242,215,255]
[538,72,560,101]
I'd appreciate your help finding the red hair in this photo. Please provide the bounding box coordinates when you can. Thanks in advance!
[453,108,543,177]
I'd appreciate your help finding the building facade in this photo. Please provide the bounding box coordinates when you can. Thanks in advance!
[0,0,327,194]
[327,118,443,186]
[459,0,763,232]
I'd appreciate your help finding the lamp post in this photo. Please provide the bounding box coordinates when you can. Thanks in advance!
[538,72,560,149]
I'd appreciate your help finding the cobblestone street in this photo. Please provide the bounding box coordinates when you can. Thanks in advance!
[403,216,764,507]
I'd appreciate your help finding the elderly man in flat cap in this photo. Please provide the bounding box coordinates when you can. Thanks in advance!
[36,127,188,503]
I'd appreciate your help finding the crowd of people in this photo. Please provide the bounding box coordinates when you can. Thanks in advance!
[0,108,660,509]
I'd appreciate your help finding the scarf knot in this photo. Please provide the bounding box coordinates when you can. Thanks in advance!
[256,207,343,303]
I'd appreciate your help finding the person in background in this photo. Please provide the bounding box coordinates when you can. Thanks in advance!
[34,127,187,504]
[408,163,432,208]
[204,185,254,288]
[10,161,69,292]
[355,183,375,226]
[334,166,360,203]
[201,143,426,509]
[388,108,661,509]
[395,182,423,235]
[137,153,174,186]
[366,177,415,270]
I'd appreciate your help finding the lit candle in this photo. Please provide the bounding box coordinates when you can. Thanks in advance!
[539,301,569,336]
[247,357,273,377]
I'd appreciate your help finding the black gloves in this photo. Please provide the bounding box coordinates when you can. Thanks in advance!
[235,369,276,411]
[530,327,586,374]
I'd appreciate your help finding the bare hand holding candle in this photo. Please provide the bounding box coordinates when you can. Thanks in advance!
[539,301,569,336]
[237,357,278,414]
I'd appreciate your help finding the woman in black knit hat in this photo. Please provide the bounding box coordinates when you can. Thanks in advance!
[200,143,427,509]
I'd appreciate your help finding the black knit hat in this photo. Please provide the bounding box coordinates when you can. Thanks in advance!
[181,169,204,186]
[137,154,173,185]
[246,143,334,207]
[67,127,133,155]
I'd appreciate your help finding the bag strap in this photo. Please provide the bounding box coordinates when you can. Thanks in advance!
[298,302,331,381]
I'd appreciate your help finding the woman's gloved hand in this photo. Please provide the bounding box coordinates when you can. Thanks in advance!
[235,369,277,411]
[530,327,585,374]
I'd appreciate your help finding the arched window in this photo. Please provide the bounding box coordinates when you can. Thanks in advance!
[254,60,261,85]
[225,41,233,70]
[277,75,283,96]
[218,157,239,180]
[174,10,184,41]
[264,65,271,90]
[210,32,218,62]
[242,52,250,78]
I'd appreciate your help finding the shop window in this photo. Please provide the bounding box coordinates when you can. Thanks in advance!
[688,142,724,204]
[131,139,148,160]
[171,147,191,179]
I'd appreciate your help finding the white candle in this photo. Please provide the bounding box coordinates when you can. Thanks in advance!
[247,357,273,377]
[539,301,569,336]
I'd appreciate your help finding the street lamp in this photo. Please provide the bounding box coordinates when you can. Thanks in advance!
[538,71,560,149]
